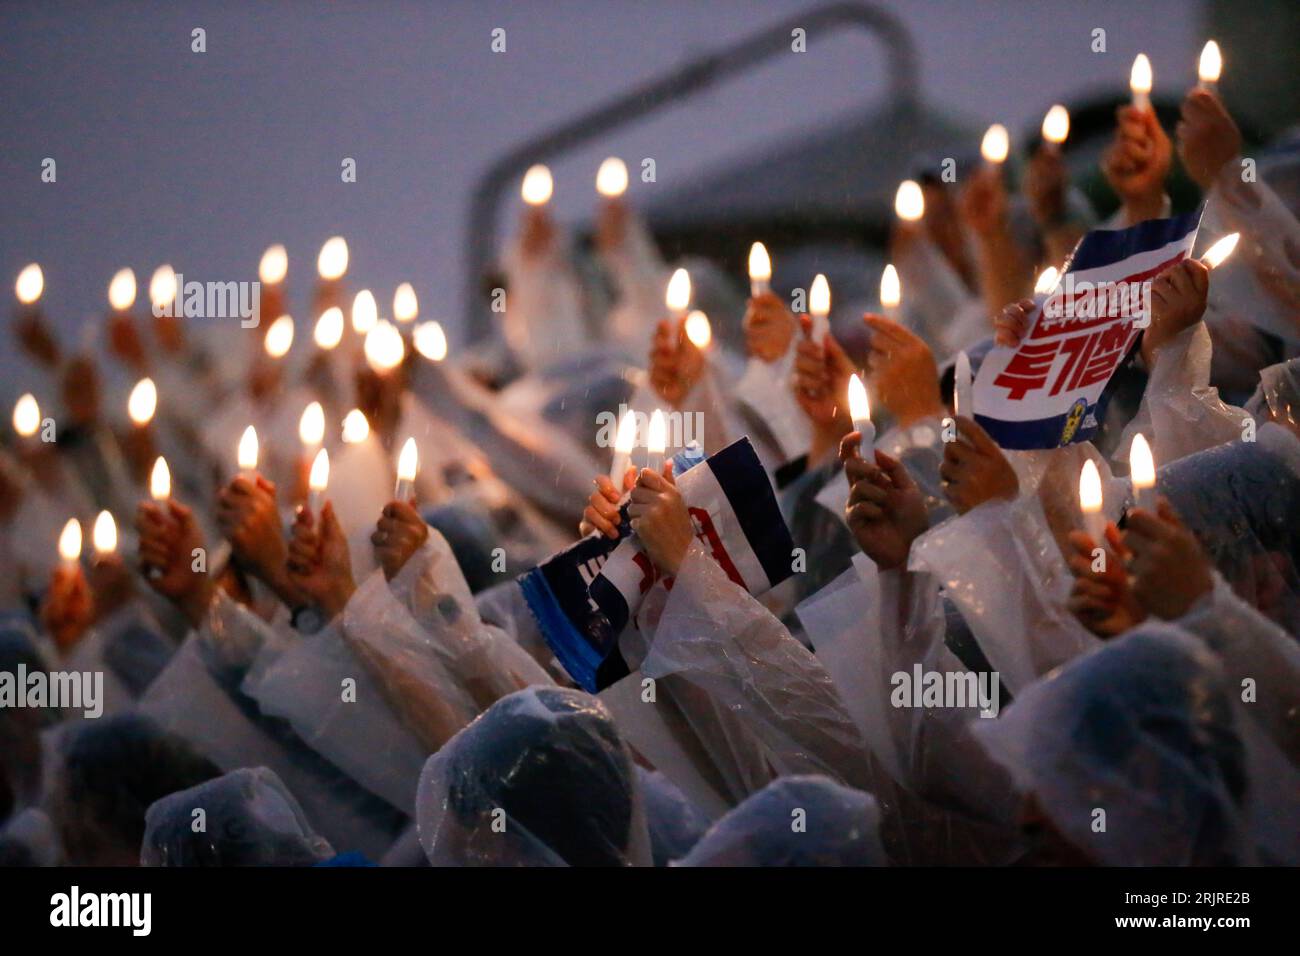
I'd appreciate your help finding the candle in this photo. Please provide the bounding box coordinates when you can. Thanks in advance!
[521,164,553,206]
[879,265,901,321]
[307,448,329,514]
[58,518,83,569]
[317,237,348,282]
[394,437,418,501]
[748,242,771,298]
[1034,265,1060,295]
[15,263,43,305]
[953,351,974,419]
[1197,40,1222,92]
[393,283,419,324]
[127,377,158,428]
[92,510,117,558]
[149,265,177,315]
[259,244,288,285]
[1130,53,1153,112]
[341,409,370,444]
[596,157,628,198]
[647,409,667,473]
[809,273,831,338]
[848,373,875,459]
[299,403,325,488]
[314,306,344,350]
[13,393,40,439]
[1200,232,1240,269]
[665,268,691,320]
[1041,105,1070,150]
[1129,433,1157,511]
[364,320,406,373]
[413,321,448,362]
[894,180,924,222]
[980,124,1009,166]
[609,408,637,483]
[108,268,137,313]
[1079,459,1106,544]
[684,310,711,350]
[237,425,259,480]
[264,314,294,358]
[351,290,378,335]
[150,456,171,501]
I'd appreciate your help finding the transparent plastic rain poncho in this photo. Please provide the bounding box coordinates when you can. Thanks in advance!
[1156,421,1300,633]
[675,775,886,866]
[597,209,671,355]
[139,592,409,860]
[974,625,1300,866]
[1246,355,1300,430]
[141,766,335,866]
[502,226,590,367]
[636,767,710,866]
[416,686,652,866]
[59,601,174,717]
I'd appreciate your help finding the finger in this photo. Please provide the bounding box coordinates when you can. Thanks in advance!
[873,450,915,490]
[847,501,886,524]
[838,431,862,463]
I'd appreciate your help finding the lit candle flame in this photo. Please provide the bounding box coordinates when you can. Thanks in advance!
[748,242,771,284]
[13,394,40,437]
[1079,459,1103,514]
[980,124,1009,164]
[259,244,288,285]
[59,518,83,563]
[15,263,43,304]
[317,237,348,281]
[397,437,418,483]
[308,447,330,493]
[614,409,637,455]
[127,378,158,426]
[150,456,171,500]
[351,290,378,334]
[880,265,901,310]
[1034,265,1061,295]
[149,265,177,310]
[1041,105,1070,145]
[894,180,925,221]
[238,425,259,472]
[299,401,325,447]
[393,283,419,323]
[1129,433,1155,491]
[1130,53,1153,109]
[108,268,137,311]
[364,320,406,372]
[810,274,831,319]
[596,157,628,198]
[848,373,871,425]
[92,510,117,556]
[413,321,448,362]
[341,409,370,444]
[647,409,668,457]
[665,268,691,314]
[1198,40,1222,85]
[684,310,712,349]
[1200,232,1239,269]
[264,314,294,358]
[521,164,553,205]
[314,306,344,349]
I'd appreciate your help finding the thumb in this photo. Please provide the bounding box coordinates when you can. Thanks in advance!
[321,502,345,541]
[874,450,915,490]
[661,461,676,485]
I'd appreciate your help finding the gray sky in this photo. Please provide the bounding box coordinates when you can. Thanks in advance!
[1,0,1203,370]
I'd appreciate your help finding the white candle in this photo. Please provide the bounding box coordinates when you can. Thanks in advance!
[58,518,83,570]
[317,237,349,281]
[748,242,771,298]
[1079,459,1106,544]
[108,268,137,313]
[684,310,711,350]
[1129,433,1157,511]
[394,437,418,501]
[364,320,406,373]
[953,351,973,419]
[150,456,171,502]
[609,409,637,483]
[879,265,901,321]
[351,290,378,334]
[393,283,419,324]
[809,273,831,339]
[264,314,294,358]
[413,321,448,362]
[894,180,924,223]
[92,510,117,558]
[237,425,259,481]
[596,157,628,198]
[1130,53,1153,112]
[647,409,668,474]
[1197,40,1221,93]
[980,124,1009,166]
[314,306,344,350]
[1200,232,1239,269]
[521,165,553,206]
[127,377,158,428]
[1041,105,1070,151]
[13,393,40,440]
[15,263,44,305]
[149,265,177,316]
[848,373,875,459]
[259,244,288,285]
[341,409,370,444]
[307,447,329,514]
[665,268,691,320]
[299,402,325,451]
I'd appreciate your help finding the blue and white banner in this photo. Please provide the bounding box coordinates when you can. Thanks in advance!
[519,437,795,692]
[973,209,1203,449]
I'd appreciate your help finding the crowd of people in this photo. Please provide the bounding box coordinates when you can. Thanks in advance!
[1,68,1298,867]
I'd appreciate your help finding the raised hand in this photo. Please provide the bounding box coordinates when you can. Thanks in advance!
[1102,104,1172,224]
[994,298,1038,348]
[580,467,635,540]
[938,417,1019,515]
[863,314,943,426]
[1141,258,1210,364]
[1065,525,1145,637]
[648,318,706,406]
[744,291,798,362]
[1176,89,1242,190]
[287,502,356,619]
[627,464,693,576]
[1123,499,1214,620]
[840,433,929,570]
[135,498,214,626]
[372,499,431,581]
[217,474,299,605]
